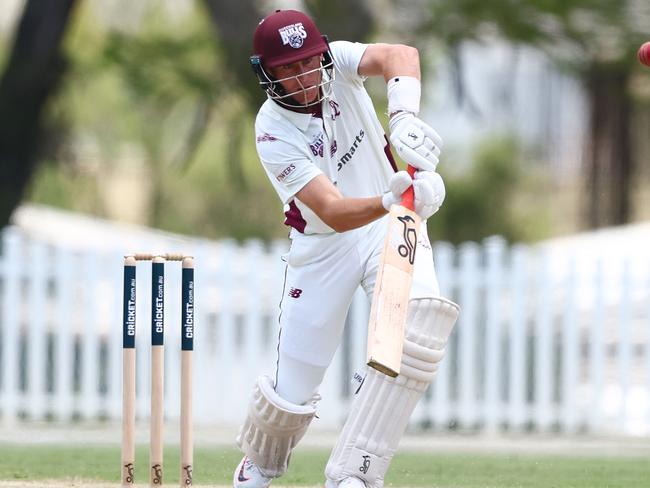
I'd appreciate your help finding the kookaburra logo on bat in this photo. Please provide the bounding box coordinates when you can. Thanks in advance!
[397,215,417,264]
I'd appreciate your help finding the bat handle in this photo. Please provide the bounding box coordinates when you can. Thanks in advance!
[400,165,416,211]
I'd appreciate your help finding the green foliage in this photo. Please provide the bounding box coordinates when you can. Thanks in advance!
[151,117,288,241]
[24,1,289,241]
[21,1,600,243]
[421,0,649,71]
[428,136,550,244]
[423,0,608,44]
[95,6,222,171]
[99,19,220,108]
[27,159,79,211]
[0,34,9,72]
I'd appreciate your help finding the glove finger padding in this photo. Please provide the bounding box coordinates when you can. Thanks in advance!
[381,171,412,211]
[389,171,412,195]
[413,171,445,220]
[389,113,443,172]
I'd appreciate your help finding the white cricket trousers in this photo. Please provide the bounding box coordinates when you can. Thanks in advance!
[274,215,440,405]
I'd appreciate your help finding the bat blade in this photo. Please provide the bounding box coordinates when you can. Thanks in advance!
[366,190,420,377]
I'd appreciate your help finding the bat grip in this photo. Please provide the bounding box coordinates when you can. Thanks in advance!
[400,165,416,211]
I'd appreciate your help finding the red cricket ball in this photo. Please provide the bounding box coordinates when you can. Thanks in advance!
[639,42,650,67]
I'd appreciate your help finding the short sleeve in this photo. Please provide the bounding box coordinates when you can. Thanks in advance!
[256,134,322,205]
[330,41,368,85]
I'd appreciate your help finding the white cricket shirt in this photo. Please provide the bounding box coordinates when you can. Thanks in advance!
[254,41,398,236]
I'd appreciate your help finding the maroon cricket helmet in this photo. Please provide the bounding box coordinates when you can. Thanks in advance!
[253,9,329,68]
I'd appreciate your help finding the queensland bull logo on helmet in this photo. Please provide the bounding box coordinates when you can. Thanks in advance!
[279,23,307,49]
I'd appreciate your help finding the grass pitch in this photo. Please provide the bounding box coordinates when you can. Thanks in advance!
[0,444,648,487]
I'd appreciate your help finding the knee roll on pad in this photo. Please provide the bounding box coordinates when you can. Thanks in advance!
[237,375,320,477]
[325,297,459,487]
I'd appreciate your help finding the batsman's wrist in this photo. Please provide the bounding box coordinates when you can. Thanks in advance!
[388,110,414,133]
[387,75,421,116]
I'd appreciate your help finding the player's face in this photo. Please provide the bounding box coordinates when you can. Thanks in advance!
[271,55,323,106]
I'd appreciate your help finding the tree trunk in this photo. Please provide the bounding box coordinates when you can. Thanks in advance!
[200,0,265,189]
[306,0,374,42]
[584,65,632,228]
[200,0,265,108]
[0,0,77,229]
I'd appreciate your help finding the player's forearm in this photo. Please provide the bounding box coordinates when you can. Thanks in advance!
[318,196,387,233]
[296,175,388,233]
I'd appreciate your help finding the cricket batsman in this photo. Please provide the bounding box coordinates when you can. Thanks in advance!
[233,9,460,488]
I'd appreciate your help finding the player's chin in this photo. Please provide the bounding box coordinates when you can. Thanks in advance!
[300,86,320,105]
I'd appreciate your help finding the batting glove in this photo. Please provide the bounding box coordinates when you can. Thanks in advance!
[389,111,443,172]
[413,170,445,220]
[381,171,412,211]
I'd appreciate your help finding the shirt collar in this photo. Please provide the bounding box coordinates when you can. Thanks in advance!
[267,98,316,132]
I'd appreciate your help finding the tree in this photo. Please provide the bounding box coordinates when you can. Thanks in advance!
[0,0,77,229]
[305,0,374,42]
[99,14,223,227]
[415,0,649,228]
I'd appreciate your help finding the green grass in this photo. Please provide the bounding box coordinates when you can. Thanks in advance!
[0,444,648,487]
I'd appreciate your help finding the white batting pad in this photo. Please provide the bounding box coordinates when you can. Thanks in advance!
[237,375,320,477]
[325,297,459,487]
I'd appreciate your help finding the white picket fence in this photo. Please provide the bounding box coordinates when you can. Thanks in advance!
[1,223,650,435]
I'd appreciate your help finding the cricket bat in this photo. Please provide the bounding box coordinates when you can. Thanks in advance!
[367,165,420,377]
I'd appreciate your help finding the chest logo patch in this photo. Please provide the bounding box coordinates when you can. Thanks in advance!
[310,133,325,157]
[329,100,341,119]
[257,132,278,143]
